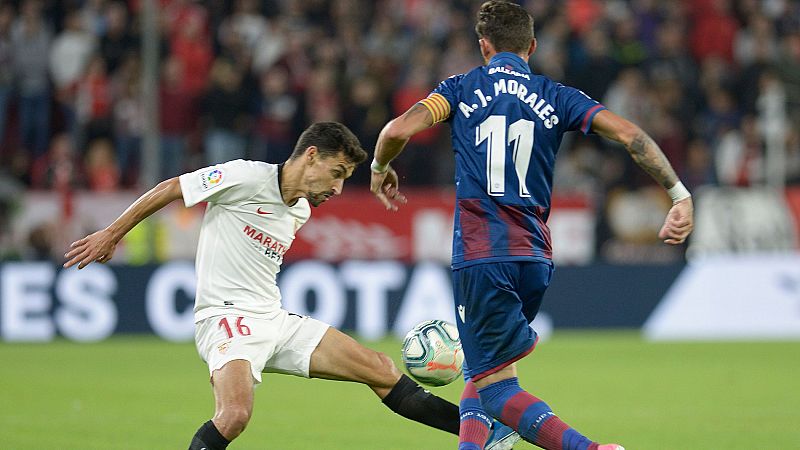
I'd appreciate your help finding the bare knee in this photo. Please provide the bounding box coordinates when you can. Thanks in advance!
[213,404,252,440]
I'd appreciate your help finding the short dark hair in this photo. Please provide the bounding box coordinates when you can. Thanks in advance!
[290,122,368,165]
[475,1,534,54]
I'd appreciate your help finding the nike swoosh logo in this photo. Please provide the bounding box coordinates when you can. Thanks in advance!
[257,207,272,215]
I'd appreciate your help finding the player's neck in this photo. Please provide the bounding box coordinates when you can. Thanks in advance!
[483,50,530,65]
[278,159,303,206]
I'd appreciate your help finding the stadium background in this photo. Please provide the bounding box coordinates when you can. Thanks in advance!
[0,0,799,449]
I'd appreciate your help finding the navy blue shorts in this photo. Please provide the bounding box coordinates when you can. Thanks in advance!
[452,260,553,381]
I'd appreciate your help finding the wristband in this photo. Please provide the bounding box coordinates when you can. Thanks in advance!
[370,158,390,174]
[667,181,691,203]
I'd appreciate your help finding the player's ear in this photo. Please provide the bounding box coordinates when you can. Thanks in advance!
[478,38,491,61]
[305,146,318,164]
[527,38,537,56]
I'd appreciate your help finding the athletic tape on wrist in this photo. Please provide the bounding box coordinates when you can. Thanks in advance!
[371,158,390,173]
[667,181,691,203]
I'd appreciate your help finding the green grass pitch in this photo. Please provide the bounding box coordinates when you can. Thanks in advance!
[1,331,798,449]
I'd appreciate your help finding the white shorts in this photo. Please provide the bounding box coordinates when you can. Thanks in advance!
[195,310,330,384]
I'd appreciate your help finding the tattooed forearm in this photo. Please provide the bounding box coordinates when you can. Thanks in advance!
[627,132,679,189]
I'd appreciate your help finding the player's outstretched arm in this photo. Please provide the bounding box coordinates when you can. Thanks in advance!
[590,109,694,245]
[370,103,434,210]
[63,177,184,269]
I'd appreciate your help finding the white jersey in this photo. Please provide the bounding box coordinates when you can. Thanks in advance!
[179,160,311,322]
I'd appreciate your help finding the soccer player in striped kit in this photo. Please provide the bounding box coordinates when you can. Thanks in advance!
[370,2,693,449]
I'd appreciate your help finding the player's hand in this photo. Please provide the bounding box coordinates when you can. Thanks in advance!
[658,197,693,245]
[370,166,407,211]
[63,229,119,269]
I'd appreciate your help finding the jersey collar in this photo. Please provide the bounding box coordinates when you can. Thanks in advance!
[488,52,531,74]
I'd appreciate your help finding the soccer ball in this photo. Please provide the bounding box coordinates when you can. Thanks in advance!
[401,320,464,387]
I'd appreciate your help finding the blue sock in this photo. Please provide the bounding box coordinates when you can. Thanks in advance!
[477,377,598,450]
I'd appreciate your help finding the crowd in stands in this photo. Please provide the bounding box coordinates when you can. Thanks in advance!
[0,0,798,191]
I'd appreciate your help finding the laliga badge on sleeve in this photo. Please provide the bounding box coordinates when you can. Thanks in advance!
[200,168,224,191]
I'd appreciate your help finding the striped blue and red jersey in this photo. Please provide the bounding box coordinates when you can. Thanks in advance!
[418,52,605,269]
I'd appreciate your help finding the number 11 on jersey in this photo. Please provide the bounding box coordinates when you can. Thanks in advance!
[477,115,535,197]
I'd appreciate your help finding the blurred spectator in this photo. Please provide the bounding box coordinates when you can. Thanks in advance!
[777,32,800,118]
[162,0,207,39]
[439,34,478,80]
[698,87,741,145]
[698,55,737,95]
[391,65,439,148]
[734,14,779,67]
[611,12,649,67]
[25,222,55,260]
[112,72,144,186]
[84,137,120,191]
[646,18,697,88]
[202,58,250,164]
[682,138,716,190]
[251,65,300,163]
[629,0,661,53]
[568,26,619,101]
[0,0,798,264]
[3,0,795,194]
[76,54,113,142]
[30,132,80,190]
[100,1,138,74]
[50,9,97,136]
[12,0,52,158]
[218,0,271,75]
[532,10,569,79]
[0,4,14,150]
[689,0,738,63]
[251,16,287,75]
[603,67,654,126]
[389,64,446,185]
[552,137,604,197]
[756,69,790,187]
[284,29,318,90]
[786,128,800,185]
[648,108,687,178]
[343,75,388,152]
[80,0,109,37]
[218,0,267,52]
[159,56,196,177]
[736,28,778,114]
[565,0,603,37]
[364,10,412,63]
[715,114,763,186]
[304,66,341,123]
[169,2,212,98]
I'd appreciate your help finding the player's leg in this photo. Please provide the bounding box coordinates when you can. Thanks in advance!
[264,311,516,446]
[308,325,461,434]
[456,261,620,450]
[188,359,254,449]
[189,315,277,450]
[457,378,493,450]
[456,368,521,450]
[453,262,529,450]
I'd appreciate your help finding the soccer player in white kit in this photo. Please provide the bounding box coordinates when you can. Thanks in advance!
[63,122,518,450]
